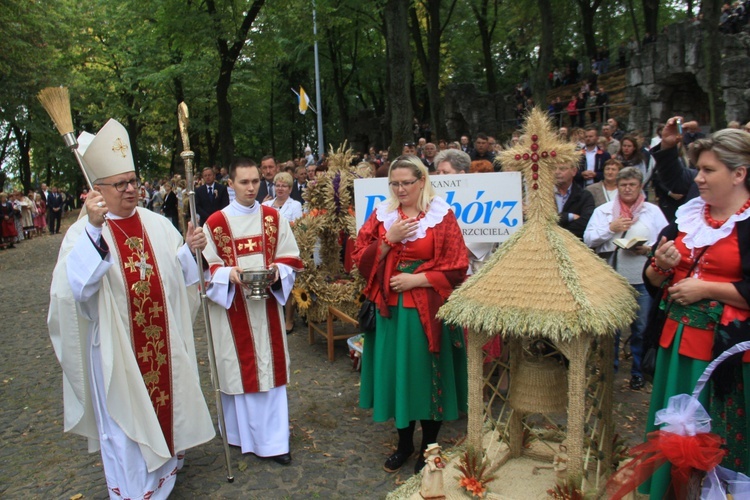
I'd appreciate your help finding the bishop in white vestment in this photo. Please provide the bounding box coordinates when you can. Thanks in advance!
[48,119,215,499]
[202,159,303,464]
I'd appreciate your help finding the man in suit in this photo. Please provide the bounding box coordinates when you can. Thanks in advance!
[555,163,595,240]
[576,126,611,187]
[290,165,307,204]
[256,156,279,203]
[194,166,229,224]
[459,135,474,156]
[469,133,496,164]
[421,142,438,172]
[48,186,64,234]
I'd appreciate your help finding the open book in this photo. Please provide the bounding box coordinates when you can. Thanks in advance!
[613,236,647,250]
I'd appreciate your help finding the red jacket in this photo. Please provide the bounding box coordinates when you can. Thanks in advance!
[353,207,468,353]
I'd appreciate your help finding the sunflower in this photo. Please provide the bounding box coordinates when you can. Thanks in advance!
[292,288,313,309]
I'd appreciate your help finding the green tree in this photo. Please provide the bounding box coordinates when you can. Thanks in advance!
[575,0,604,60]
[409,0,458,139]
[642,0,659,39]
[467,0,501,94]
[533,0,555,105]
[384,0,413,158]
[0,0,72,192]
[204,0,266,167]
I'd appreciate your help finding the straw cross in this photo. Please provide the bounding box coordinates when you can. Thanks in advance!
[499,110,579,224]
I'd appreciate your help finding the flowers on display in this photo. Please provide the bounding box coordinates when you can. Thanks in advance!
[455,446,498,498]
[292,288,313,310]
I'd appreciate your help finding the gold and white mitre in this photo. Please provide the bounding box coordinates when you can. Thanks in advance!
[77,118,135,183]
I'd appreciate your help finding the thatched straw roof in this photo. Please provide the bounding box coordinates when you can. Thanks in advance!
[438,109,637,341]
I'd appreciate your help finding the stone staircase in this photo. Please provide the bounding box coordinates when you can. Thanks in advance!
[545,68,632,129]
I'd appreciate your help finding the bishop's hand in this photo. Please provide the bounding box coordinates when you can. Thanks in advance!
[86,190,108,228]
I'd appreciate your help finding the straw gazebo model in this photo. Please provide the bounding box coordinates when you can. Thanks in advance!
[438,109,638,494]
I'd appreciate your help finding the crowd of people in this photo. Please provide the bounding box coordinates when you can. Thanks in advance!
[720,0,750,33]
[0,184,79,249]
[15,103,747,498]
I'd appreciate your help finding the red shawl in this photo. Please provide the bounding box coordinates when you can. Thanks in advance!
[353,207,468,353]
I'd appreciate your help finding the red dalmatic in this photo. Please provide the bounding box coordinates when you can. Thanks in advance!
[207,207,291,392]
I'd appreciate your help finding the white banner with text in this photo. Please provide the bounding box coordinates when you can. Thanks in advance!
[353,172,524,243]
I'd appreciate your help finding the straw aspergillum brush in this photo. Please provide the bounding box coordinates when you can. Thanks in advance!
[37,87,94,190]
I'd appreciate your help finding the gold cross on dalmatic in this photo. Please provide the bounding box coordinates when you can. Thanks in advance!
[239,239,258,252]
[112,138,129,158]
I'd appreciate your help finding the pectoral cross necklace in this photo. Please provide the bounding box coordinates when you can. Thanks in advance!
[136,253,152,280]
[107,217,152,281]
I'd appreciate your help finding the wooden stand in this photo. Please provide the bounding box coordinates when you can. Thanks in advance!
[308,306,360,362]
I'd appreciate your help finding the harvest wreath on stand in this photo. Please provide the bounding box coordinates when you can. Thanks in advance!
[291,144,365,324]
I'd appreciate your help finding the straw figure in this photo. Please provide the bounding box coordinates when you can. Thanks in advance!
[438,109,638,494]
[291,144,365,323]
[420,443,446,499]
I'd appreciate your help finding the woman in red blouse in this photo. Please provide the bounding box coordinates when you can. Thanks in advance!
[641,124,750,498]
[353,156,468,475]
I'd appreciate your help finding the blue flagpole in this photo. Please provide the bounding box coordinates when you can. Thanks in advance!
[312,0,324,157]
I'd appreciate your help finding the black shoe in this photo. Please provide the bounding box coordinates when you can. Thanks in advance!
[630,375,644,390]
[383,448,414,473]
[271,452,292,465]
[414,455,426,475]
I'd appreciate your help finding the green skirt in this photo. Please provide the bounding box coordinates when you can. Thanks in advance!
[640,327,750,498]
[359,296,468,429]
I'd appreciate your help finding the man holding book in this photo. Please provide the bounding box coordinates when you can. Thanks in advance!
[583,166,668,390]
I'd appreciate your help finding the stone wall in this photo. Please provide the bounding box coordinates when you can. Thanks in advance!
[443,83,515,140]
[627,22,750,133]
[347,84,516,150]
[347,21,749,148]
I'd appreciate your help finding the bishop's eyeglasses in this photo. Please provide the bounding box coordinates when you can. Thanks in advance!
[96,178,140,192]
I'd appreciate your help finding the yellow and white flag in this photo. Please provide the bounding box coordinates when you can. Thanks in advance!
[298,86,310,114]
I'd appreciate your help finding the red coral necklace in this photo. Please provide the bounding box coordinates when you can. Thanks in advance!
[398,207,425,220]
[703,197,750,229]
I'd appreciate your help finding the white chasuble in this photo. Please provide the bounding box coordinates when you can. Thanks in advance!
[48,208,215,477]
